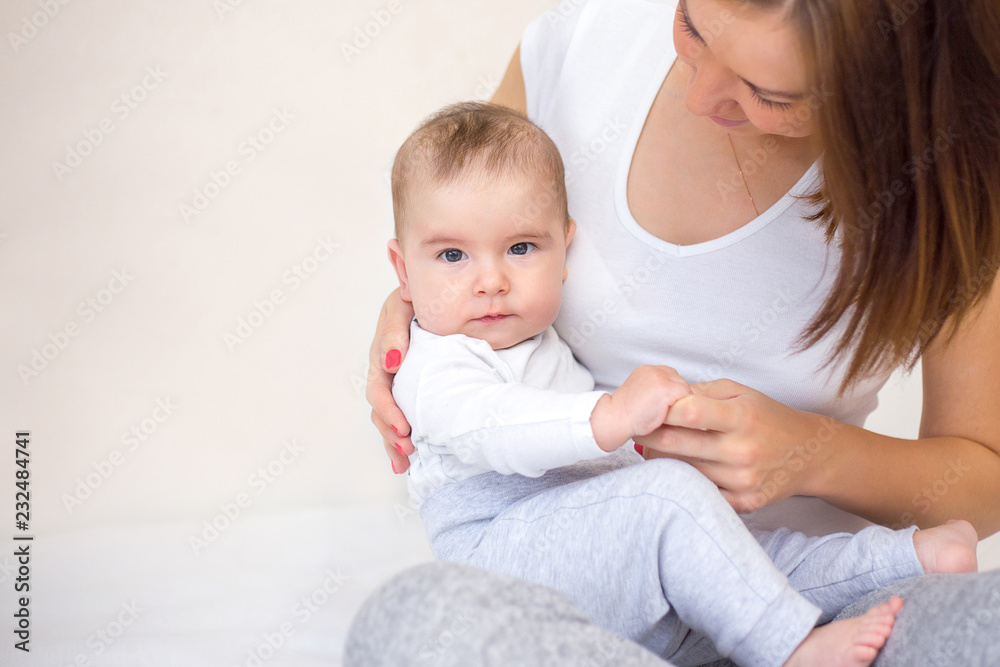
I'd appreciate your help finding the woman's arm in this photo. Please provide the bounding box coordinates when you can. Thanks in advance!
[638,276,1000,537]
[817,273,1000,535]
[491,45,527,113]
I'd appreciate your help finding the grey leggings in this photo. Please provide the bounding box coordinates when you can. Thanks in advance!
[345,563,1000,666]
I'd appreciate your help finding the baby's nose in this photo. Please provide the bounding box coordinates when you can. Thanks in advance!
[474,264,509,295]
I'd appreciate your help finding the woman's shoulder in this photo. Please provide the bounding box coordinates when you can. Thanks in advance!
[521,0,676,121]
[523,0,674,58]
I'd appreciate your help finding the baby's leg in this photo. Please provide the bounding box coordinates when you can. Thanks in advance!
[749,520,977,624]
[464,458,821,666]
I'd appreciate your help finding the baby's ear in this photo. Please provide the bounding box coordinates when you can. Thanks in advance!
[387,239,413,302]
[565,219,577,247]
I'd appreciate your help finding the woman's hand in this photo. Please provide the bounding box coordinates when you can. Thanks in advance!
[366,287,416,474]
[635,379,835,513]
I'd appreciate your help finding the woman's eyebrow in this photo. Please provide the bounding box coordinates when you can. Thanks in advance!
[682,0,806,102]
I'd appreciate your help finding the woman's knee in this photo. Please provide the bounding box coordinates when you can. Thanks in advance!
[834,571,1000,666]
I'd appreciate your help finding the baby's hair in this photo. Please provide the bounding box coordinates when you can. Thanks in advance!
[391,101,570,245]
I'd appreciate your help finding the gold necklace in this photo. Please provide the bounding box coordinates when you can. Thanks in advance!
[727,133,760,217]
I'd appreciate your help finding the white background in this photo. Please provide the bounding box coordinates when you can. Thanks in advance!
[0,0,996,664]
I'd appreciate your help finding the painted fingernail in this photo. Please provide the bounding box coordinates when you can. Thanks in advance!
[393,442,403,455]
[634,444,644,455]
[391,461,398,474]
[385,349,401,369]
[391,424,401,437]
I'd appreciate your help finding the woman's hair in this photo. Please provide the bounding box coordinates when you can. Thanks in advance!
[740,0,1000,391]
[391,102,570,247]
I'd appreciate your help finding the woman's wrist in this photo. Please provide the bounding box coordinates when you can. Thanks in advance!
[784,409,847,499]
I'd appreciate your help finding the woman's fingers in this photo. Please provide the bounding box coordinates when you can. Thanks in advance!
[663,394,743,433]
[366,288,416,474]
[379,287,414,373]
[635,424,721,461]
[689,378,744,400]
[372,408,412,474]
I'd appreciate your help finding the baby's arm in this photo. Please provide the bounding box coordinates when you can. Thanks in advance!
[590,365,693,452]
[405,353,612,477]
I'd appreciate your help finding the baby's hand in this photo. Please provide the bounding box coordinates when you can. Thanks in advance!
[615,365,693,437]
[590,365,692,451]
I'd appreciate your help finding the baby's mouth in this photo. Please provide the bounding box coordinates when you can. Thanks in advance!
[475,314,510,323]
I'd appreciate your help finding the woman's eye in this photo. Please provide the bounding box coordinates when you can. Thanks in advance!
[748,86,794,112]
[509,242,537,256]
[440,249,466,262]
[678,8,705,44]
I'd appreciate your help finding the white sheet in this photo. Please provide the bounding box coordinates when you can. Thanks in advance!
[2,504,433,666]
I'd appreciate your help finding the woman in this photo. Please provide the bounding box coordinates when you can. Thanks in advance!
[352,0,1000,664]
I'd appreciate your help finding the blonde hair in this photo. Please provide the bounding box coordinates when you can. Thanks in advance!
[391,102,570,245]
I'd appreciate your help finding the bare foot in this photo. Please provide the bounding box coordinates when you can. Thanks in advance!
[913,519,979,574]
[784,597,904,667]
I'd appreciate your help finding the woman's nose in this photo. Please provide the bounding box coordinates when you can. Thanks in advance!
[684,58,740,119]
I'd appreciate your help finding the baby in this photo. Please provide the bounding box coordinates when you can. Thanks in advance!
[384,101,977,666]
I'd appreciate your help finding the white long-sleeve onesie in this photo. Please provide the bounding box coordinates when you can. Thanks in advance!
[391,318,611,507]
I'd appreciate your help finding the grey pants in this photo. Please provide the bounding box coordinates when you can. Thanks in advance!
[345,457,981,666]
[415,457,921,665]
[345,564,1000,667]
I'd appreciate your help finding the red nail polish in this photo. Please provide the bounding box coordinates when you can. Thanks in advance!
[634,443,644,455]
[391,424,401,437]
[385,349,401,369]
[391,461,398,474]
[394,442,403,455]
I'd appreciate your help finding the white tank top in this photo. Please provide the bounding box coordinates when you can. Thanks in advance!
[521,0,891,535]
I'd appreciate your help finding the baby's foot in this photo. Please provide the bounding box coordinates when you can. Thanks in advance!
[784,597,903,667]
[913,519,978,574]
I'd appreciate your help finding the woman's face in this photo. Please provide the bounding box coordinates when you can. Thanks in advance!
[673,0,818,139]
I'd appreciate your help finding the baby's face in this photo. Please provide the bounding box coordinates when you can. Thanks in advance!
[390,176,575,350]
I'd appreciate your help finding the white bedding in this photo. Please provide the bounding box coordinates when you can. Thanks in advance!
[2,504,432,667]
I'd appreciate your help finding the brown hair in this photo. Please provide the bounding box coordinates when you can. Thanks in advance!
[736,0,1000,391]
[391,102,570,246]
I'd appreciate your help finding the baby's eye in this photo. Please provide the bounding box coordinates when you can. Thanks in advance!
[439,248,466,263]
[509,242,537,256]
